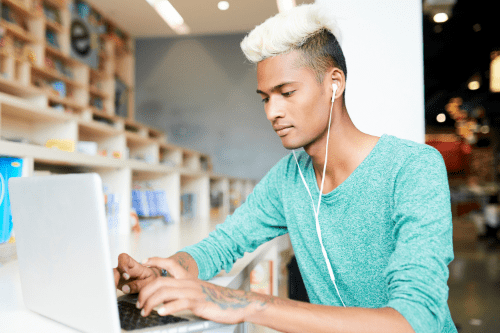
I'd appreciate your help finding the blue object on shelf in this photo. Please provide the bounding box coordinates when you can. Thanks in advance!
[0,157,23,243]
[132,190,152,217]
[76,1,90,19]
[155,190,172,223]
[52,81,66,98]
[132,189,172,223]
[145,190,156,217]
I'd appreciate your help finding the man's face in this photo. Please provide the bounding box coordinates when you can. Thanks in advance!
[256,50,331,150]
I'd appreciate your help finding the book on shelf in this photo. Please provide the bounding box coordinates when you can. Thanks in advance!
[103,184,120,231]
[132,188,172,224]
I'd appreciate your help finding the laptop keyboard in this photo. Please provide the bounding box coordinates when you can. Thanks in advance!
[118,299,188,331]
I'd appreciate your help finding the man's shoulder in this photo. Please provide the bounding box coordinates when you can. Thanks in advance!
[381,135,447,180]
[382,134,443,163]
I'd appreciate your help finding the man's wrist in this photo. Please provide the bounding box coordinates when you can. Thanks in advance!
[245,293,297,326]
[242,292,275,324]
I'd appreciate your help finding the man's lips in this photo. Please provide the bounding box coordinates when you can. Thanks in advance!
[274,125,293,137]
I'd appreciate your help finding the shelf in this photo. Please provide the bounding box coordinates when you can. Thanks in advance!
[45,44,81,66]
[42,0,67,8]
[45,19,64,34]
[48,93,85,109]
[1,0,40,18]
[89,85,110,99]
[90,67,109,79]
[0,96,77,123]
[0,140,199,176]
[0,76,43,98]
[91,106,118,120]
[0,140,120,168]
[0,20,37,43]
[125,131,156,146]
[31,65,83,88]
[78,120,121,137]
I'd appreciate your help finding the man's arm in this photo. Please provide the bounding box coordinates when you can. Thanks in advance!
[247,294,415,333]
[136,258,415,333]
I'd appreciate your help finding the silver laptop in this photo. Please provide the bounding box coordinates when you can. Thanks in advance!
[9,173,231,333]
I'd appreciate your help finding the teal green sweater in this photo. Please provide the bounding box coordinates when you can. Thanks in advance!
[182,134,457,333]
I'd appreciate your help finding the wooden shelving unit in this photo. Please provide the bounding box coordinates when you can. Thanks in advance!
[0,0,256,235]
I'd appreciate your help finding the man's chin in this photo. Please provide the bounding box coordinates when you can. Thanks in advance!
[281,138,305,150]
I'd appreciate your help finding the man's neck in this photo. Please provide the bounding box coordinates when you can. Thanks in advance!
[304,109,379,193]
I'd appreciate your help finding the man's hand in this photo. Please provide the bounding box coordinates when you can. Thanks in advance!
[114,253,161,294]
[136,257,268,325]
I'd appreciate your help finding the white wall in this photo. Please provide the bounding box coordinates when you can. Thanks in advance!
[315,0,425,143]
[135,34,289,181]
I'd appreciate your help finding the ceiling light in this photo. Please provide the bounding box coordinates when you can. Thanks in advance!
[277,0,296,13]
[218,1,229,11]
[436,113,446,123]
[468,73,481,90]
[480,125,490,134]
[433,13,448,23]
[490,52,500,92]
[147,0,190,35]
[468,81,480,90]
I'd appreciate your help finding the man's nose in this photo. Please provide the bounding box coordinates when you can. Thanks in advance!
[265,98,285,122]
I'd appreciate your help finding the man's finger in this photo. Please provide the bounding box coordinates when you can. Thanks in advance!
[121,275,154,294]
[140,286,189,317]
[156,299,192,317]
[117,253,148,280]
[116,253,134,277]
[137,277,183,308]
[143,257,189,279]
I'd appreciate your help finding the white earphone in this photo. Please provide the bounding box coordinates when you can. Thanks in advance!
[292,80,346,307]
[332,83,338,102]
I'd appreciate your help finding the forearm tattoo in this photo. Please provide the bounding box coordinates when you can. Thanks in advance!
[176,252,192,272]
[201,285,297,311]
[201,285,260,310]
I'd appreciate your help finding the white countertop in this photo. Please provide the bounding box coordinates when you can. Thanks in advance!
[0,219,283,332]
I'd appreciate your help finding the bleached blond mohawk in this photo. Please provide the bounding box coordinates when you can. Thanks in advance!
[240,4,343,63]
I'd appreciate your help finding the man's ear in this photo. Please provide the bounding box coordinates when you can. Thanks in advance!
[329,67,345,100]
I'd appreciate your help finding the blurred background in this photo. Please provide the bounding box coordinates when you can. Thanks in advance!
[422,0,500,331]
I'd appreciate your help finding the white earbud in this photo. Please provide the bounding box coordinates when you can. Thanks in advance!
[331,83,338,102]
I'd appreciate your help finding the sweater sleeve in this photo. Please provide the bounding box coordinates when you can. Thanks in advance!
[180,158,289,280]
[385,146,454,333]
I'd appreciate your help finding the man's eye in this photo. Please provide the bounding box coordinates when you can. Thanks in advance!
[261,97,269,103]
[282,91,295,97]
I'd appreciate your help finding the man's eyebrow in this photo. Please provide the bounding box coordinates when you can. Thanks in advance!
[256,82,296,95]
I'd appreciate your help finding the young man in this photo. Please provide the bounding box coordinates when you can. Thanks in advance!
[115,4,457,333]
